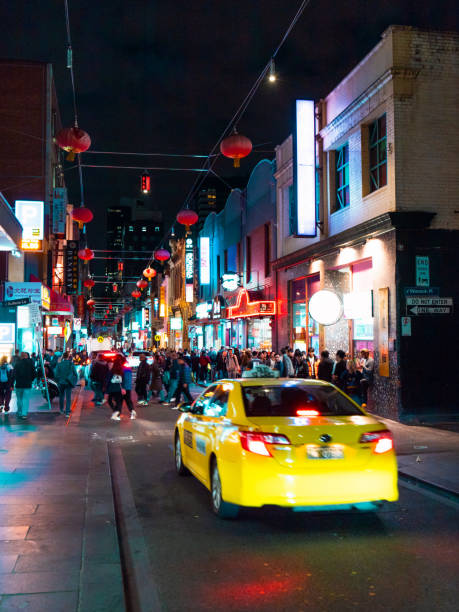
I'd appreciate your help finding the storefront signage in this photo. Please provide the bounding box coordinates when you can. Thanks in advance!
[160,286,166,317]
[17,306,30,329]
[227,289,275,319]
[343,291,373,320]
[221,272,240,292]
[0,323,15,343]
[200,237,210,285]
[47,326,63,335]
[153,298,159,317]
[378,287,390,377]
[64,241,79,295]
[170,317,182,330]
[4,282,43,306]
[74,318,81,331]
[308,290,343,325]
[196,302,212,319]
[21,239,42,251]
[185,238,194,282]
[415,256,430,287]
[77,295,85,318]
[0,297,31,307]
[41,286,50,311]
[293,100,316,237]
[212,296,225,319]
[15,200,44,240]
[52,187,67,235]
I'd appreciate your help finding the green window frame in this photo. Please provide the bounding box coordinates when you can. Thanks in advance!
[335,144,349,210]
[369,114,387,192]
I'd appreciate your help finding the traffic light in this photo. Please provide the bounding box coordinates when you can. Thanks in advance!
[141,172,150,194]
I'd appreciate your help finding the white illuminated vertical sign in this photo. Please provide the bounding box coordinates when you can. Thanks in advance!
[200,237,210,285]
[294,100,316,236]
[15,200,44,239]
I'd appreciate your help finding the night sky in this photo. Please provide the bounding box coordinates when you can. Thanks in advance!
[1,0,457,253]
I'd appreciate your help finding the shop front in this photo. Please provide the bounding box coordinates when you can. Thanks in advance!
[44,289,74,351]
[227,289,275,351]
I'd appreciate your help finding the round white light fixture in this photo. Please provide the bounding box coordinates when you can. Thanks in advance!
[308,290,343,326]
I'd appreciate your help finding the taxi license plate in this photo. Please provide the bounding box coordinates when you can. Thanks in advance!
[307,446,344,459]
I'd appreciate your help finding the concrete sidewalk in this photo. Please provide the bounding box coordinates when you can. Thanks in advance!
[0,388,125,611]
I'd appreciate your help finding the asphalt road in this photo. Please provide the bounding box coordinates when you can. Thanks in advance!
[115,400,459,612]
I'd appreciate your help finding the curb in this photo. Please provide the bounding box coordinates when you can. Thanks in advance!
[398,470,459,503]
[108,442,163,612]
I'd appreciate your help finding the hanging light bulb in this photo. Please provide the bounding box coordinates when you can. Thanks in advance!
[141,171,151,195]
[268,58,276,83]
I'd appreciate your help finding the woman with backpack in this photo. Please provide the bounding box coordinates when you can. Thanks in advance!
[54,352,78,417]
[0,356,14,413]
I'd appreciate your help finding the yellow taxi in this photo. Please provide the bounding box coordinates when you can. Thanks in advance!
[174,377,398,518]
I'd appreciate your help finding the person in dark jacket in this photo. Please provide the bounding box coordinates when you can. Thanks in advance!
[54,352,78,416]
[175,356,193,405]
[332,350,347,390]
[342,360,362,404]
[13,352,36,419]
[198,351,210,383]
[121,359,136,419]
[135,353,150,405]
[163,352,179,405]
[89,354,109,405]
[317,350,334,382]
[150,355,165,402]
[107,356,125,420]
[0,356,14,413]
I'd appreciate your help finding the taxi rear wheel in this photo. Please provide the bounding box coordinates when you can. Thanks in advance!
[210,459,239,519]
[175,432,189,476]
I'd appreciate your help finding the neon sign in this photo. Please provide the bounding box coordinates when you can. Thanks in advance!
[221,272,240,292]
[185,237,194,282]
[294,100,316,236]
[200,237,210,285]
[227,289,276,319]
[15,200,44,240]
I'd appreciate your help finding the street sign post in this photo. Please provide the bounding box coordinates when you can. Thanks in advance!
[404,287,439,296]
[401,317,411,336]
[406,297,453,306]
[408,306,452,315]
[0,297,31,307]
[415,256,430,287]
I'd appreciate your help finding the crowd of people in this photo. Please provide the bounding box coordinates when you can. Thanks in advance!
[0,343,374,421]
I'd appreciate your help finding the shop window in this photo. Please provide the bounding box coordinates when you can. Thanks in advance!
[334,144,350,211]
[291,275,320,353]
[287,184,296,236]
[369,114,387,192]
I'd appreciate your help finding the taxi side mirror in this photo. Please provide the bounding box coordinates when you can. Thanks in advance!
[178,402,192,412]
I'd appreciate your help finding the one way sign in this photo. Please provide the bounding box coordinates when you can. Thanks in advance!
[408,306,451,315]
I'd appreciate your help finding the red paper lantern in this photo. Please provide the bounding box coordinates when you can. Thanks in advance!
[86,299,95,307]
[78,248,94,262]
[176,209,198,232]
[131,290,141,298]
[56,127,91,161]
[154,248,170,262]
[220,130,252,167]
[143,267,156,281]
[71,207,94,229]
[83,278,95,288]
[137,279,148,289]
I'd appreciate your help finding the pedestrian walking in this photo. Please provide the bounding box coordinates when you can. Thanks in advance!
[225,348,240,378]
[342,360,362,404]
[150,355,165,402]
[281,348,294,377]
[89,353,108,405]
[135,353,150,405]
[199,350,210,383]
[13,352,36,419]
[175,355,193,405]
[0,356,14,413]
[121,359,136,419]
[54,351,78,416]
[107,356,125,421]
[317,350,334,382]
[163,351,179,406]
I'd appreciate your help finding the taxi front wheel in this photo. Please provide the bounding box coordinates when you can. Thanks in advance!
[210,460,239,519]
[175,432,189,476]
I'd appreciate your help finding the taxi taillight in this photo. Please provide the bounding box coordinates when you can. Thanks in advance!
[240,432,291,457]
[359,430,393,454]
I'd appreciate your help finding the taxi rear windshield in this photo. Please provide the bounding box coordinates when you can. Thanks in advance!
[242,384,363,417]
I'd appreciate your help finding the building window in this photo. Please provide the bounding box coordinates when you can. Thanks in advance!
[264,223,271,278]
[245,236,251,282]
[335,144,349,210]
[369,114,387,192]
[287,184,296,236]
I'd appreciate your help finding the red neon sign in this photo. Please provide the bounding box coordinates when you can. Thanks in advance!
[227,289,276,319]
